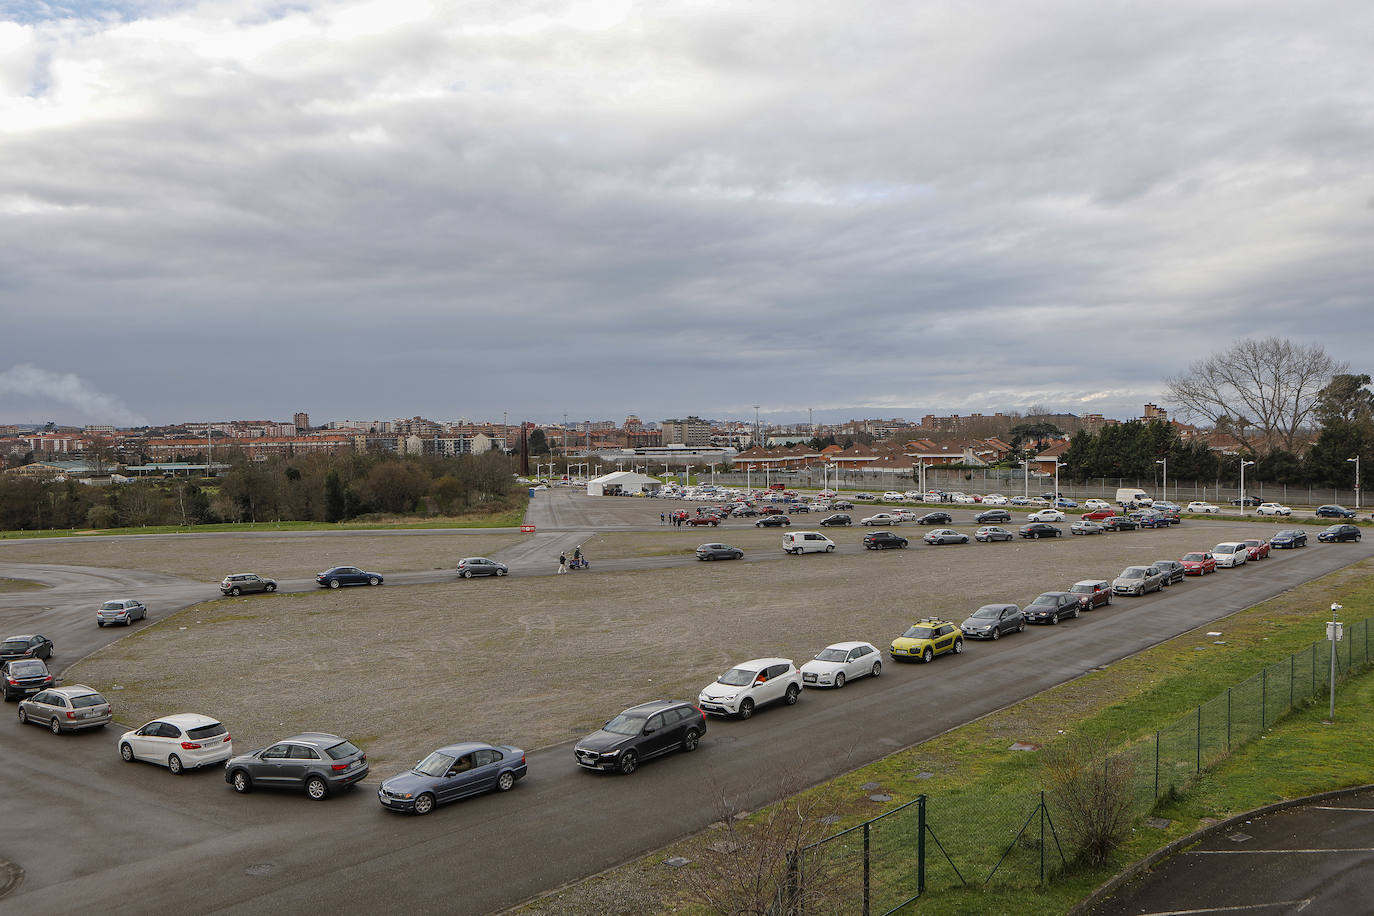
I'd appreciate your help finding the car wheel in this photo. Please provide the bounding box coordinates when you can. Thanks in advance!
[230,586,241,596]
[953,638,964,654]
[785,684,800,705]
[1072,606,1080,619]
[16,707,26,724]
[1050,613,1060,625]
[1056,530,1063,537]
[306,776,329,800]
[97,622,104,627]
[462,570,473,578]
[826,544,834,552]
[496,568,507,576]
[834,673,846,689]
[870,661,881,678]
[50,717,62,735]
[120,742,135,762]
[265,583,276,592]
[738,698,755,720]
[497,770,517,791]
[413,793,436,816]
[617,750,639,774]
[168,754,184,775]
[232,770,253,793]
[921,647,934,663]
[329,580,340,589]
[369,577,380,586]
[991,628,1000,640]
[1106,594,1112,605]
[682,729,699,752]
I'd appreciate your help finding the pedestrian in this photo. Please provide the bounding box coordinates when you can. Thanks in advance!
[557,552,567,574]
[661,512,666,525]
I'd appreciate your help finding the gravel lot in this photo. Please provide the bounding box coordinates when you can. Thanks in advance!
[67,515,1294,771]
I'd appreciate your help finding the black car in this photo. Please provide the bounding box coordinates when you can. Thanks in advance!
[959,603,1024,640]
[1,658,55,701]
[226,732,369,799]
[1316,505,1357,519]
[863,531,909,550]
[975,509,1012,524]
[695,543,744,561]
[1024,592,1081,625]
[1102,516,1138,531]
[830,501,855,510]
[916,511,952,525]
[755,515,791,528]
[1317,524,1362,543]
[1018,523,1063,539]
[0,634,54,662]
[819,514,852,527]
[1152,560,1187,585]
[1229,496,1263,507]
[731,506,759,517]
[316,567,384,588]
[574,700,706,775]
[787,504,811,513]
[1270,529,1308,549]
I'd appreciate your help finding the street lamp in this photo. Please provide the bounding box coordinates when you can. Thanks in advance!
[1239,458,1255,515]
[1155,458,1167,503]
[1348,456,1361,510]
[1052,460,1063,502]
[1328,603,1344,721]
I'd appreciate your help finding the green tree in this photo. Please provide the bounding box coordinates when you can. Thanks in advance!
[1305,421,1370,489]
[1315,373,1374,426]
[323,470,346,523]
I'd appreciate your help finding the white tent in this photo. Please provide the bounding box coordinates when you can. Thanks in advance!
[586,471,661,496]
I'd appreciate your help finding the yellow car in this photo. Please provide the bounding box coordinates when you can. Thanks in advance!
[890,618,964,663]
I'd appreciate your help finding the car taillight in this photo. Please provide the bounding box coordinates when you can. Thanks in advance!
[181,741,201,749]
[66,711,76,719]
[5,679,16,686]
[331,763,349,771]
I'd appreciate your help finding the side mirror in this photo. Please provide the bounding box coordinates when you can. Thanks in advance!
[642,726,657,735]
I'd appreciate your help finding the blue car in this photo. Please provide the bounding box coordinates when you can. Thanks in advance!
[316,566,384,588]
[1315,505,1356,519]
[1054,497,1078,508]
[378,741,527,815]
[1270,529,1308,549]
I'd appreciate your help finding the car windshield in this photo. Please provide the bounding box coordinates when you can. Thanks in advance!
[971,606,1003,619]
[1028,596,1058,607]
[326,740,361,760]
[414,751,457,777]
[814,648,849,662]
[70,694,105,708]
[1069,584,1095,594]
[602,713,648,736]
[1324,526,1344,533]
[0,640,26,652]
[1182,553,1208,561]
[10,660,44,675]
[717,667,759,686]
[1120,568,1147,579]
[1276,531,1299,538]
[901,626,934,639]
[99,602,124,610]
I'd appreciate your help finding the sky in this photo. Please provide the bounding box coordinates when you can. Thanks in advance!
[2,0,1372,429]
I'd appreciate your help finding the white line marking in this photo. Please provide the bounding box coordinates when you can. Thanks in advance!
[1185,847,1374,854]
[1310,805,1374,813]
[1132,900,1312,915]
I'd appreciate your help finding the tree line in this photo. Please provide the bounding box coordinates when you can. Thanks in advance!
[0,450,519,531]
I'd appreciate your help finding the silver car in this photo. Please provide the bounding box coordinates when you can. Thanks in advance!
[220,573,277,596]
[1112,565,1167,596]
[97,599,147,627]
[18,685,113,734]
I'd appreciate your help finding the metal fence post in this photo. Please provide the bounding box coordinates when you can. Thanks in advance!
[1290,653,1295,710]
[1039,791,1046,886]
[917,795,926,895]
[1196,705,1202,773]
[1154,730,1160,798]
[862,821,870,916]
[1313,641,1317,697]
[1261,668,1267,731]
[1226,687,1231,750]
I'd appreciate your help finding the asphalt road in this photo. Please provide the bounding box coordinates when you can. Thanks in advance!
[0,492,1370,915]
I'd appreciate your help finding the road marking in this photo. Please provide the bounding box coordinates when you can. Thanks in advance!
[1310,805,1374,813]
[1131,900,1312,915]
[1186,847,1374,854]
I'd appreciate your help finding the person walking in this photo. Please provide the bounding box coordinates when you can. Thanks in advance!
[557,552,567,574]
[661,512,666,525]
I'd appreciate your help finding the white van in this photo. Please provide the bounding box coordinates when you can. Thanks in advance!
[1115,488,1153,508]
[783,531,836,555]
[1212,542,1248,568]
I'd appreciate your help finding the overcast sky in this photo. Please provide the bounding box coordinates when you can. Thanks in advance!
[2,0,1372,429]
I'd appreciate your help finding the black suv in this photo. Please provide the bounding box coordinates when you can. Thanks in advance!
[975,509,1011,524]
[863,531,909,549]
[574,700,706,775]
[225,733,369,800]
[1317,524,1362,543]
[819,514,852,527]
[1316,505,1357,519]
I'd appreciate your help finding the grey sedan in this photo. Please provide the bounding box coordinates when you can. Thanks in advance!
[1112,565,1167,596]
[378,741,528,815]
[923,529,969,545]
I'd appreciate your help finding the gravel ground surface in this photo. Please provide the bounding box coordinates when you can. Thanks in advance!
[0,532,525,582]
[67,518,1284,773]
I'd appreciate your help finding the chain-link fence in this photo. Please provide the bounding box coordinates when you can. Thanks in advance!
[786,617,1371,912]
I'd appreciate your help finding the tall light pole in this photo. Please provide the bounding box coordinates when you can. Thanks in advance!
[1348,456,1361,510]
[1053,460,1063,501]
[1155,458,1167,503]
[1239,458,1255,516]
[1023,453,1030,499]
[754,405,761,450]
[1328,603,1344,721]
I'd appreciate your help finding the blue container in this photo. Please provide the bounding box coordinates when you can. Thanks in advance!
[528,487,536,497]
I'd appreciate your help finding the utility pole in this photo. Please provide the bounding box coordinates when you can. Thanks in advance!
[1328,604,1344,722]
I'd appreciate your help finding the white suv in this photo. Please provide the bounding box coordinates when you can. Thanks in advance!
[1187,501,1220,514]
[1256,502,1291,516]
[698,658,802,719]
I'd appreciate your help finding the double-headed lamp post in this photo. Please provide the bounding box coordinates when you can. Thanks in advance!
[1328,603,1344,721]
[1348,456,1361,510]
[1053,460,1063,501]
[1240,458,1255,516]
[1155,458,1167,502]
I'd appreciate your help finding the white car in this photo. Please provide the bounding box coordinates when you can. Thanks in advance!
[951,493,979,504]
[799,642,882,688]
[903,490,923,499]
[1084,498,1112,510]
[1211,542,1249,568]
[882,492,906,502]
[1027,509,1065,522]
[1024,496,1051,507]
[1257,502,1292,516]
[697,658,802,718]
[895,509,920,522]
[861,513,902,526]
[118,713,233,774]
[1187,501,1220,514]
[981,494,1009,505]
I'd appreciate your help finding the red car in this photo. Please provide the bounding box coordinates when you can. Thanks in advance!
[686,515,720,527]
[1241,538,1270,560]
[1180,551,1217,575]
[1081,509,1116,521]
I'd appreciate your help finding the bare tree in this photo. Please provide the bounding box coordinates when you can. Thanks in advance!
[1042,735,1137,866]
[1165,337,1346,453]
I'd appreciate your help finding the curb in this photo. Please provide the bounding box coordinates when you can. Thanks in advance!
[1068,782,1374,916]
[0,859,23,900]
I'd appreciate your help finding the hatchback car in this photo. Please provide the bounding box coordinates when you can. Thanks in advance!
[1270,530,1308,549]
[1083,499,1112,510]
[1071,520,1106,536]
[1019,523,1063,539]
[800,642,882,688]
[1316,505,1357,519]
[574,700,706,774]
[1,658,54,701]
[923,529,969,545]
[377,741,527,814]
[959,604,1023,640]
[698,658,802,718]
[696,543,744,561]
[1212,542,1250,567]
[860,513,902,527]
[1024,592,1081,624]
[1240,539,1270,561]
[1027,509,1065,522]
[316,567,384,588]
[755,515,791,528]
[119,714,232,774]
[1256,503,1291,517]
[97,599,147,627]
[974,526,1014,542]
[18,685,112,733]
[219,573,277,596]
[1180,551,1217,575]
[916,511,953,525]
[225,732,368,799]
[1113,566,1168,596]
[890,619,963,661]
[1317,525,1362,543]
[863,531,909,550]
[1102,516,1138,531]
[456,557,509,577]
[819,514,852,527]
[1068,580,1112,609]
[0,634,53,662]
[1152,560,1187,585]
[975,509,1012,524]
